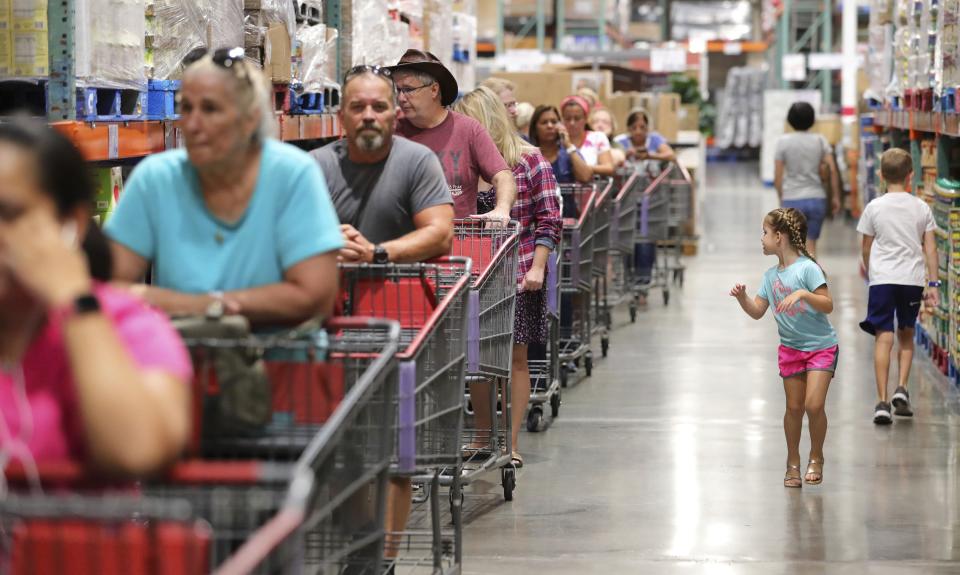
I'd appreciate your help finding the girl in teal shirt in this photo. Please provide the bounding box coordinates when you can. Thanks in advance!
[731,208,838,488]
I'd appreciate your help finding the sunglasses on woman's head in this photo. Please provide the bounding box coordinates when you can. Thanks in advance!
[182,47,251,83]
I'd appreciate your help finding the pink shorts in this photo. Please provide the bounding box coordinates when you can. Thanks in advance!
[778,345,839,379]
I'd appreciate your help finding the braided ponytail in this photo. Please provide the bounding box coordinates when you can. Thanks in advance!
[766,208,825,273]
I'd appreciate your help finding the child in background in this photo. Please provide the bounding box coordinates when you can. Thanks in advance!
[731,208,838,488]
[773,102,842,256]
[588,108,627,167]
[857,148,939,425]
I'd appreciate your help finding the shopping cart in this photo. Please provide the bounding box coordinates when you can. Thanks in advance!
[0,317,399,575]
[527,241,562,432]
[610,168,646,323]
[634,162,689,306]
[336,259,471,574]
[447,220,520,503]
[591,178,615,357]
[558,183,596,387]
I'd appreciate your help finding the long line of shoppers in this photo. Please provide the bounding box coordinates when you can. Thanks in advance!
[0,48,676,534]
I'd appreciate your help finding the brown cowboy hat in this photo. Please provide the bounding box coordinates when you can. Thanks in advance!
[390,49,459,107]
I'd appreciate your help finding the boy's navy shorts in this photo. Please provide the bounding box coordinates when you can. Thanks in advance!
[859,284,925,335]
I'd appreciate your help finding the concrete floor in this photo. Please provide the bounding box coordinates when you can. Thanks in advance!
[459,162,960,574]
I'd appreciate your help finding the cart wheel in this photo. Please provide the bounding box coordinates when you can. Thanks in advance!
[601,337,609,358]
[560,369,568,388]
[526,407,544,432]
[550,391,561,418]
[629,304,637,323]
[502,468,516,501]
[663,290,670,306]
[585,353,593,377]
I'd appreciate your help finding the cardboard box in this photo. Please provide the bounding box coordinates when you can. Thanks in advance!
[490,69,614,111]
[265,23,291,83]
[679,103,699,132]
[784,114,843,146]
[604,91,637,130]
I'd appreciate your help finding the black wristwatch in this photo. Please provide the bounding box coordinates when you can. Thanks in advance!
[74,293,101,314]
[56,293,101,322]
[373,245,390,264]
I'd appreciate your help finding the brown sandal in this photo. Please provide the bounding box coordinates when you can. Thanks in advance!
[784,464,802,488]
[805,459,823,485]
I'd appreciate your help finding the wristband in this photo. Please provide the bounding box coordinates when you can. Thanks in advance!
[566,145,578,154]
[928,280,942,288]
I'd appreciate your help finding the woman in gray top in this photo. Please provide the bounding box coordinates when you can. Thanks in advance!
[774,102,842,256]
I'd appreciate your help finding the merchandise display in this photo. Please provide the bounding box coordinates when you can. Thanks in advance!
[10,0,48,78]
[715,67,765,150]
[149,0,245,81]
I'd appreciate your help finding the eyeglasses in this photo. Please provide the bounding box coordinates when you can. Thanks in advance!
[344,65,394,85]
[396,83,434,97]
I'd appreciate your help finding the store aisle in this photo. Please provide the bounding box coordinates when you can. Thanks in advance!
[460,162,960,574]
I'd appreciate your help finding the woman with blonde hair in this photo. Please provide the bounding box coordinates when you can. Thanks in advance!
[107,48,343,325]
[454,86,562,467]
[515,102,535,138]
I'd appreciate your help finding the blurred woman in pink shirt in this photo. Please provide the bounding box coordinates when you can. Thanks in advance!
[0,121,192,479]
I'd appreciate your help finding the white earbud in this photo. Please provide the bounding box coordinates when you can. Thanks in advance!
[60,221,78,248]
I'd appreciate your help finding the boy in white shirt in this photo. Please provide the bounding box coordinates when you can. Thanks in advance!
[858,148,940,425]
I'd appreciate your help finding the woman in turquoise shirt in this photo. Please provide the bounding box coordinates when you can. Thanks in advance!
[107,49,343,325]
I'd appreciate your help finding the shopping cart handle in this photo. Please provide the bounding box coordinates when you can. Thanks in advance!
[3,459,290,488]
[3,460,88,486]
[324,316,402,340]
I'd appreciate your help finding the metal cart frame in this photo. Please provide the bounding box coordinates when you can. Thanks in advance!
[558,183,596,387]
[337,259,472,575]
[1,318,400,575]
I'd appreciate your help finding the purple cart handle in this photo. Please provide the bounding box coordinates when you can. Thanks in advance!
[398,361,416,473]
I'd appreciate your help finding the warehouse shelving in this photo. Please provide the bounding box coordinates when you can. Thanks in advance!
[2,1,345,163]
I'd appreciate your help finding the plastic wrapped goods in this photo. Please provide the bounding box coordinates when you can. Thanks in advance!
[297,23,339,92]
[425,0,452,68]
[451,12,476,91]
[149,0,204,80]
[75,0,146,89]
[150,0,245,80]
[341,0,411,67]
[394,0,423,18]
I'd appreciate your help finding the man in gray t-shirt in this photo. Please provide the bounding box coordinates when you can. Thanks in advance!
[311,69,454,264]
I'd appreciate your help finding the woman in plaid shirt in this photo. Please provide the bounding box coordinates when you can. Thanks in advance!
[455,87,562,467]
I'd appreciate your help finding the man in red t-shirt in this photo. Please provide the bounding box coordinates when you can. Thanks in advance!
[390,49,516,223]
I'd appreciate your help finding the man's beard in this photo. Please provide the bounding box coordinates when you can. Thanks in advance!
[357,128,387,152]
